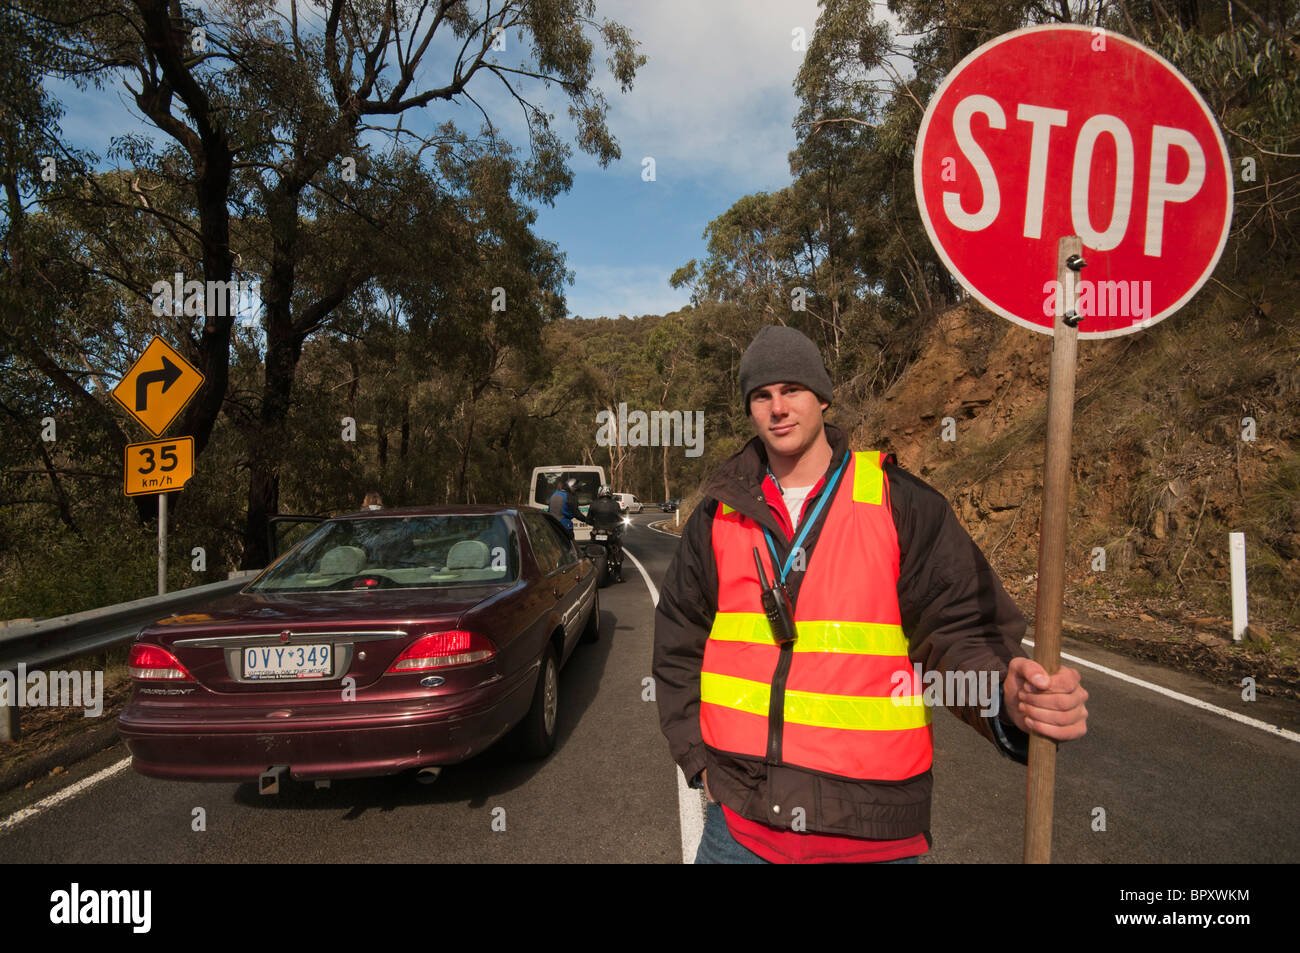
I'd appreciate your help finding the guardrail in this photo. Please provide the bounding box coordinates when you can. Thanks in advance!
[0,573,256,742]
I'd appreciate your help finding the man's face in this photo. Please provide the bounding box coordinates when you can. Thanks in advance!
[747,382,829,459]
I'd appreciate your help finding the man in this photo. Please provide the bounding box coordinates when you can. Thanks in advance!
[547,477,587,540]
[652,325,1088,864]
[587,485,626,582]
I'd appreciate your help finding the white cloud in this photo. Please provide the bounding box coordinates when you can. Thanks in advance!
[581,0,825,187]
[565,262,691,319]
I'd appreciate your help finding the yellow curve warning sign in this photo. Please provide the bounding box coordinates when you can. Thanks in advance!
[111,337,204,437]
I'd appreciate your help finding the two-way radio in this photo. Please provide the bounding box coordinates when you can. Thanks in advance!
[753,546,798,644]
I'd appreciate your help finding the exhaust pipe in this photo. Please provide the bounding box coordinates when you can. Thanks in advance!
[260,765,289,795]
[416,766,442,785]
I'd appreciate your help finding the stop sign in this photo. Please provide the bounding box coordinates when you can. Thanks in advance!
[914,25,1233,338]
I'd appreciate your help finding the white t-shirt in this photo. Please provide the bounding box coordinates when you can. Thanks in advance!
[782,485,815,530]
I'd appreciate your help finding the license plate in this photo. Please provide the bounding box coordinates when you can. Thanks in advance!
[242,644,332,679]
[593,532,609,540]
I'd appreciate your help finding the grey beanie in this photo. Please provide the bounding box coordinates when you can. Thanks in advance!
[738,325,833,410]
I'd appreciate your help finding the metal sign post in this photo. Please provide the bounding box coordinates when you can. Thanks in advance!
[114,337,204,595]
[158,492,168,596]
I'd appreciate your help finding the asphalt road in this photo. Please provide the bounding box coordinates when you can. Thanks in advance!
[2,511,1298,864]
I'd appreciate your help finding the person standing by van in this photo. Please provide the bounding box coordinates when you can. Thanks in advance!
[548,477,588,539]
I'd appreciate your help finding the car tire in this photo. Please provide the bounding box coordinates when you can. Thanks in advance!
[517,643,559,760]
[580,588,600,643]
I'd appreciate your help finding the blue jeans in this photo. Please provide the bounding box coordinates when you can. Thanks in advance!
[694,801,922,864]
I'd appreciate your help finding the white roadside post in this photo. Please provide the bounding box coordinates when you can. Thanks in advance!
[0,676,15,742]
[1230,532,1247,641]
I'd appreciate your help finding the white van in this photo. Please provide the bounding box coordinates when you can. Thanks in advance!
[613,493,643,514]
[527,465,607,543]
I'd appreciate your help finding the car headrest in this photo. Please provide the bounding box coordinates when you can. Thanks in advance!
[446,539,490,570]
[319,545,366,575]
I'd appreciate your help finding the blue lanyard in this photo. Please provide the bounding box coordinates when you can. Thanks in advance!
[762,453,849,583]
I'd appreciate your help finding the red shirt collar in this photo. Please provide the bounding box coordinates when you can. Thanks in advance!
[761,470,828,542]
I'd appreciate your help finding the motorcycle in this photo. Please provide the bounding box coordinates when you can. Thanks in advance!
[585,526,624,588]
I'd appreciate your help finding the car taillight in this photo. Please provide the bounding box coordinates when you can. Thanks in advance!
[386,631,496,672]
[128,644,194,681]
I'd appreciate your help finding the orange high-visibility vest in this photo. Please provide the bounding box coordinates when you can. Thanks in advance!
[700,451,933,780]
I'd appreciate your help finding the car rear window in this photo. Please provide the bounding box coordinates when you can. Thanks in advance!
[248,515,520,592]
[533,471,601,509]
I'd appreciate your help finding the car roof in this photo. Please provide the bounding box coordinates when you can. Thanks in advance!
[332,504,521,521]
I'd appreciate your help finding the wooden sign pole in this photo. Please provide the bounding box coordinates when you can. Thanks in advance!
[1024,235,1083,864]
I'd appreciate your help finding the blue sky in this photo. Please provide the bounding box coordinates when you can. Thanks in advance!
[45,0,834,321]
[525,0,827,318]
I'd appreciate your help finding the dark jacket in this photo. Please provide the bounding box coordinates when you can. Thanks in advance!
[652,423,1031,841]
[587,496,624,530]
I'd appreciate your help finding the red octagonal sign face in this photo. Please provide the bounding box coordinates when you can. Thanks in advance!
[914,25,1233,338]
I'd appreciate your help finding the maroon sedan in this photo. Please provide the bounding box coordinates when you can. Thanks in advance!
[120,506,599,786]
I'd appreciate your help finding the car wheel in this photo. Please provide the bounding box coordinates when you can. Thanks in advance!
[581,588,600,643]
[517,643,559,759]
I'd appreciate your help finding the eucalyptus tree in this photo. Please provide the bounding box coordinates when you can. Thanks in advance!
[7,0,643,565]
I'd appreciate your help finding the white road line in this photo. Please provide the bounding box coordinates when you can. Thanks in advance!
[620,546,659,606]
[676,767,704,865]
[0,757,132,835]
[622,544,700,863]
[1025,638,1300,743]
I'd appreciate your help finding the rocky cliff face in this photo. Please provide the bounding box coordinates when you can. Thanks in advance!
[848,297,1299,697]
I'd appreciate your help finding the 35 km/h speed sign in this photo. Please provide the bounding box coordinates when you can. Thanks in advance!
[124,437,194,496]
[914,25,1233,337]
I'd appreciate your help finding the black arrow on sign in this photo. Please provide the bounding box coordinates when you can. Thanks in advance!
[135,355,183,411]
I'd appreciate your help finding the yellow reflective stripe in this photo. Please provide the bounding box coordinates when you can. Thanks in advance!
[700,672,769,717]
[701,673,931,730]
[797,620,908,655]
[852,451,883,505]
[785,688,932,730]
[708,612,773,645]
[709,613,908,656]
[720,503,736,516]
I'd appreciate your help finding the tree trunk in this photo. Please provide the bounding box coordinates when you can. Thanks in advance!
[662,441,670,502]
[400,400,410,501]
[456,406,475,503]
[240,309,303,569]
